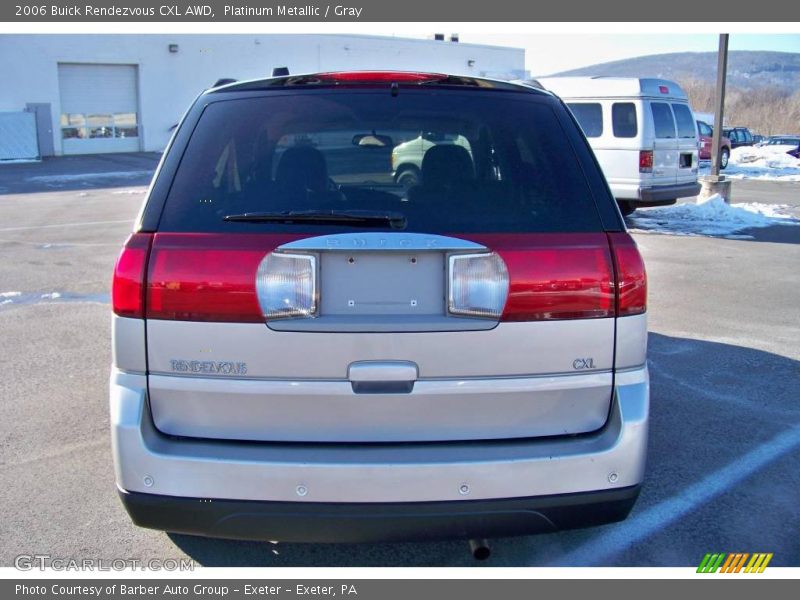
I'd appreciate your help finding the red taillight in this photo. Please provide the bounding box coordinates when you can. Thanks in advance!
[112,233,153,319]
[469,234,615,321]
[608,233,647,316]
[639,150,654,173]
[316,71,447,83]
[146,233,302,322]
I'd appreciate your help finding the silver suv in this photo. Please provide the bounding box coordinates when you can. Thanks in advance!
[111,71,649,546]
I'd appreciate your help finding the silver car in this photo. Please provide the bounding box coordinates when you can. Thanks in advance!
[110,71,649,550]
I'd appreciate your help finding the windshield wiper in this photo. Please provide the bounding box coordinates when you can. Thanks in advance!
[223,209,407,229]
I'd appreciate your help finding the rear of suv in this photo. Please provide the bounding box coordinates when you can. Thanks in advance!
[111,72,649,544]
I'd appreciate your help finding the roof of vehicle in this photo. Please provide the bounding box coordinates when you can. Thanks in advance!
[537,76,688,100]
[206,71,544,95]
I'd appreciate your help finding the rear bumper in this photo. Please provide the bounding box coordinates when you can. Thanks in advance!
[119,485,641,543]
[638,182,700,203]
[610,182,700,204]
[110,365,648,540]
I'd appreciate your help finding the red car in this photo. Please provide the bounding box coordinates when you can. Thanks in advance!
[696,120,731,169]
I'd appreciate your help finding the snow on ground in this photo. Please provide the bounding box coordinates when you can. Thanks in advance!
[701,146,800,181]
[25,170,153,184]
[629,194,800,237]
[0,158,41,164]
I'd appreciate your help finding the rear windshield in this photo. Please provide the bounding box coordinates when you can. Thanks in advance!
[671,104,696,138]
[158,90,605,234]
[650,102,676,139]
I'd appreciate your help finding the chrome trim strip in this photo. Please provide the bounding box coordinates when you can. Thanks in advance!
[278,232,486,252]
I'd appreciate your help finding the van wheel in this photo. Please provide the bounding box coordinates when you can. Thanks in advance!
[395,167,420,189]
[618,201,637,217]
[720,148,730,170]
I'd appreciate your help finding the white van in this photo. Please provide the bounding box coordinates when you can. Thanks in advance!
[537,77,700,215]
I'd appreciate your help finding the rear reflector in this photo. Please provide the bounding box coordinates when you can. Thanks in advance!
[639,150,654,173]
[316,71,447,83]
[146,234,299,322]
[608,233,647,316]
[448,252,509,318]
[112,233,153,319]
[256,252,317,319]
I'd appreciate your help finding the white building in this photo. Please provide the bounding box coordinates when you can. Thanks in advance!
[0,34,526,158]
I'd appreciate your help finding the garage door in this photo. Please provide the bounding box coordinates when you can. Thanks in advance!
[58,63,140,155]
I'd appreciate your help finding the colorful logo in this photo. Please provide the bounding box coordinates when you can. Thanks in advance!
[697,553,773,573]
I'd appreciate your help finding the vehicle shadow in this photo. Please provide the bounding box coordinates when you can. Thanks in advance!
[0,152,159,195]
[167,333,800,566]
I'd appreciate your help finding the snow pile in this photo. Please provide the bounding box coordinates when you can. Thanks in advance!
[629,194,800,237]
[0,291,21,305]
[703,146,800,181]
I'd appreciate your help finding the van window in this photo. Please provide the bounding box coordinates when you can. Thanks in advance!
[612,103,637,138]
[650,103,676,139]
[567,103,603,138]
[671,104,696,138]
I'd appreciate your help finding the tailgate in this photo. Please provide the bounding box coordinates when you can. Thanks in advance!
[145,232,617,442]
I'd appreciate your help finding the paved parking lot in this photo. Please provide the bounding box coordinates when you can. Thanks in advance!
[0,154,798,567]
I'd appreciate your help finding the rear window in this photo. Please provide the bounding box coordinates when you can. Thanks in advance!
[650,102,676,139]
[158,91,605,234]
[567,103,603,138]
[612,103,637,138]
[697,121,712,137]
[671,104,696,138]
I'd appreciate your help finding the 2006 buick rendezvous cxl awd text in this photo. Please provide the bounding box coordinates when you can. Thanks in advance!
[110,72,649,551]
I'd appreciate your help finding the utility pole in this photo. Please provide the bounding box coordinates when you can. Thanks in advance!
[700,34,732,203]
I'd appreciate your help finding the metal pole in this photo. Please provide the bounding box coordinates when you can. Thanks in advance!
[710,34,729,178]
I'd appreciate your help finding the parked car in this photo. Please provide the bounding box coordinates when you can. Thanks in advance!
[111,71,649,548]
[752,134,766,145]
[538,77,700,216]
[763,135,800,158]
[696,120,731,169]
[722,127,755,149]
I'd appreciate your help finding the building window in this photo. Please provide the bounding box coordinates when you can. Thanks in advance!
[60,112,139,140]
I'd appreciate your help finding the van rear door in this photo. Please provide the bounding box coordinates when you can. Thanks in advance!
[648,101,678,188]
[671,102,699,184]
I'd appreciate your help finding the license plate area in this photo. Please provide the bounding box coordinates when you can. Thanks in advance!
[320,252,445,316]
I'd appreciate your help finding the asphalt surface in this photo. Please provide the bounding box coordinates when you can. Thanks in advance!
[0,155,798,567]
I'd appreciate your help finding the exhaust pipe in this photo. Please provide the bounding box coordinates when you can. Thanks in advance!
[468,539,491,560]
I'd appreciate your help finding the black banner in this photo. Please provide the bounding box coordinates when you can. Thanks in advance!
[3,0,800,22]
[5,579,799,600]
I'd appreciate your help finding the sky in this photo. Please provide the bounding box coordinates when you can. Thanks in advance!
[448,33,800,76]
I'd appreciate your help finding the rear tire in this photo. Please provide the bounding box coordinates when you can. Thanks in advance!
[720,147,730,170]
[395,167,420,189]
[618,201,637,217]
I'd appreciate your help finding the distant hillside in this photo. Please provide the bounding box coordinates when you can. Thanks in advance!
[551,51,800,92]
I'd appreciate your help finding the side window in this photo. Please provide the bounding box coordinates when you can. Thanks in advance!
[697,122,712,137]
[567,103,603,138]
[612,103,637,138]
[743,130,753,142]
[671,104,696,138]
[651,102,676,139]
